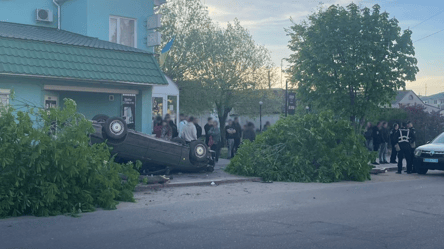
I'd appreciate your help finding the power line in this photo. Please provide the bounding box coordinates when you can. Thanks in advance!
[414,28,444,42]
[411,10,444,29]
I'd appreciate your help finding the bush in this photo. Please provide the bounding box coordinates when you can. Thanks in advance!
[0,99,141,218]
[225,112,374,183]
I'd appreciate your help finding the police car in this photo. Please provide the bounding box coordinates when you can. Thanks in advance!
[413,132,444,174]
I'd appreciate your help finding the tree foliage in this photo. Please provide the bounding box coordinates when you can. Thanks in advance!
[225,112,373,183]
[402,106,444,146]
[287,3,419,129]
[0,99,141,218]
[158,0,280,139]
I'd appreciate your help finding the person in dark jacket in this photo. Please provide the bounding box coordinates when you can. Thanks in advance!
[225,120,236,159]
[204,117,213,146]
[379,122,389,164]
[395,122,414,174]
[407,121,417,173]
[263,121,271,131]
[232,117,242,155]
[389,123,399,164]
[208,121,221,163]
[165,114,178,138]
[152,116,163,138]
[372,122,383,165]
[193,118,202,138]
[242,122,256,142]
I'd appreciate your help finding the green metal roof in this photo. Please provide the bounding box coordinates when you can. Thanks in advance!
[0,22,167,85]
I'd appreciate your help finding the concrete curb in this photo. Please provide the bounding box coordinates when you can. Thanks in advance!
[135,177,262,191]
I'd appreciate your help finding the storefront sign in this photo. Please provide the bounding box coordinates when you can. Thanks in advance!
[122,95,136,129]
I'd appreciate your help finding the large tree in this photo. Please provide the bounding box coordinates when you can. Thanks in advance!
[159,0,278,141]
[287,3,419,130]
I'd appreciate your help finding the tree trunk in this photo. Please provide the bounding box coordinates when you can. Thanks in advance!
[217,106,232,147]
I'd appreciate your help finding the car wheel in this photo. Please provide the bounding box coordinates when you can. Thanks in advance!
[417,167,428,175]
[104,117,127,140]
[92,114,109,123]
[189,140,208,162]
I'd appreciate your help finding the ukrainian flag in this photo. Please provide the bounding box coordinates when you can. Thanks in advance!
[159,36,175,67]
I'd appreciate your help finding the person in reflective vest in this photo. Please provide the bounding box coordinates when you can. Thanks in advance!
[395,122,413,174]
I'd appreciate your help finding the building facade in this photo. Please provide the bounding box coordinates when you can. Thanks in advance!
[392,90,443,114]
[0,0,167,133]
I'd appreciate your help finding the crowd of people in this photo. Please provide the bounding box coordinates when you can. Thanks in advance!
[364,120,417,174]
[152,114,263,163]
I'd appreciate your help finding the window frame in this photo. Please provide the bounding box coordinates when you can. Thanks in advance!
[0,89,10,106]
[109,15,138,48]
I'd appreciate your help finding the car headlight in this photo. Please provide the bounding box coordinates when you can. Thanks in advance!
[414,149,422,157]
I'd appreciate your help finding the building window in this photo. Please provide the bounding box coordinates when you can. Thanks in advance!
[0,89,10,107]
[109,16,137,48]
[409,95,413,100]
[434,100,438,104]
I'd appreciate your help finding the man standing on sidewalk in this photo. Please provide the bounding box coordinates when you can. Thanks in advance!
[390,123,399,164]
[178,114,188,139]
[407,121,417,173]
[225,120,236,159]
[396,122,413,174]
[204,117,213,146]
[232,117,242,156]
[193,118,202,139]
[181,116,197,143]
[379,122,389,164]
[372,122,382,165]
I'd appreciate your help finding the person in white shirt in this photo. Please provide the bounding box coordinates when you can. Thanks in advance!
[178,114,188,138]
[181,116,198,142]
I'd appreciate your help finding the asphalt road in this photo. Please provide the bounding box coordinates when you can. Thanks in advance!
[2,171,444,249]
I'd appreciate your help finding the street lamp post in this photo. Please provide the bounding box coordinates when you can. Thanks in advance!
[259,101,263,131]
[285,80,288,117]
[281,58,285,89]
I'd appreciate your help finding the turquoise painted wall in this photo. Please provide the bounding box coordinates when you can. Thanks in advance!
[86,0,154,52]
[0,76,153,133]
[0,0,57,28]
[60,0,88,35]
[1,0,155,52]
[0,76,45,109]
[58,92,121,120]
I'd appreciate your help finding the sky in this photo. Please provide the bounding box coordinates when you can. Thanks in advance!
[202,0,444,96]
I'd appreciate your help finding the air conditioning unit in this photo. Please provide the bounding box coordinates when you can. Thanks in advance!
[147,32,161,47]
[147,14,162,30]
[36,9,53,22]
[154,0,167,6]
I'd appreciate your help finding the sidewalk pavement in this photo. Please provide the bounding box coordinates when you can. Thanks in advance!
[135,159,260,191]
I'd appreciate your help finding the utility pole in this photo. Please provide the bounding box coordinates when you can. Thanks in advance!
[268,70,271,89]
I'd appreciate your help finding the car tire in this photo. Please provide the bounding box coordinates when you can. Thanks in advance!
[189,140,208,162]
[417,167,428,175]
[207,166,214,172]
[171,137,186,145]
[92,114,109,123]
[104,117,127,140]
